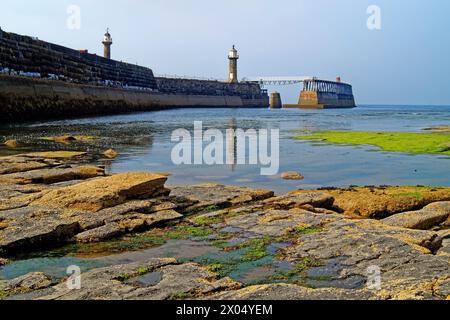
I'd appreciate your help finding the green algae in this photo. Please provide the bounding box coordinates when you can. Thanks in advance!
[182,236,294,284]
[16,225,213,259]
[203,205,221,212]
[192,215,223,226]
[169,292,195,300]
[293,131,450,155]
[116,267,152,282]
[136,267,151,275]
[271,257,323,281]
[0,287,31,300]
[116,273,132,282]
[392,192,424,200]
[295,226,323,235]
[237,237,274,262]
[165,226,213,240]
[206,263,225,273]
[35,233,167,258]
[0,290,8,299]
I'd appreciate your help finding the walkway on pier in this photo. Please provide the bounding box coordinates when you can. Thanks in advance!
[243,76,353,95]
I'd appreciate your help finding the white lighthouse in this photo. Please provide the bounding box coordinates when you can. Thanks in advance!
[228,45,239,83]
[102,28,113,59]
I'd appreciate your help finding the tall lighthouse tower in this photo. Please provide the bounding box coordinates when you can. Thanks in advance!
[102,28,113,59]
[228,45,239,83]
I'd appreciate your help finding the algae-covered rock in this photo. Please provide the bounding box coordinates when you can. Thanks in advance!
[4,272,53,292]
[300,186,450,218]
[74,210,183,243]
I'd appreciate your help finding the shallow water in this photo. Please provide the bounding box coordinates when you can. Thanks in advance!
[1,105,449,194]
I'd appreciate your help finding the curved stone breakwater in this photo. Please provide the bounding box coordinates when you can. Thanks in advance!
[0,151,449,300]
[0,75,269,123]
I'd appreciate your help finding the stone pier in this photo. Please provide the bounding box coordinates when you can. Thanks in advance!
[270,92,282,109]
[284,79,356,109]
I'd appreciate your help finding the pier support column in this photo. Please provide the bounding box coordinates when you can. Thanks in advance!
[270,92,283,109]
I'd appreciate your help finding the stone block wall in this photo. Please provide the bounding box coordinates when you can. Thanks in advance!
[155,77,267,99]
[0,30,157,89]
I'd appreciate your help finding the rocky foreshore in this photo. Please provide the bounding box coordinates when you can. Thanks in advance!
[0,151,449,300]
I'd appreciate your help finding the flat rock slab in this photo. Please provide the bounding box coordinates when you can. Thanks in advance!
[263,191,335,210]
[0,163,178,254]
[219,207,449,299]
[304,187,450,218]
[27,258,240,300]
[0,157,50,175]
[32,172,168,212]
[0,272,53,294]
[0,183,47,202]
[208,283,374,300]
[0,166,105,185]
[22,151,87,159]
[282,218,449,299]
[0,204,183,255]
[169,184,274,214]
[75,210,183,243]
[0,206,82,255]
[382,202,450,230]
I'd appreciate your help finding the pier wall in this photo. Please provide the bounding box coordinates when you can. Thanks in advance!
[155,78,268,107]
[156,77,263,97]
[296,91,355,109]
[0,76,266,122]
[0,29,157,89]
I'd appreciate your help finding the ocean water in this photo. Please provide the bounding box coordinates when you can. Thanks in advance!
[1,105,449,194]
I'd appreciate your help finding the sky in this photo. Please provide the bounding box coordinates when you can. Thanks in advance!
[1,0,450,105]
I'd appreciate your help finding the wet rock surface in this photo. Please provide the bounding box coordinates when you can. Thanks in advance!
[0,152,449,300]
[24,258,240,300]
[169,184,274,213]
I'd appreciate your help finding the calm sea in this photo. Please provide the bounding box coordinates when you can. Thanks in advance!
[1,105,449,194]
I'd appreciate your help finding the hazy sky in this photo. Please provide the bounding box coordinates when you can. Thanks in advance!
[1,0,450,105]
